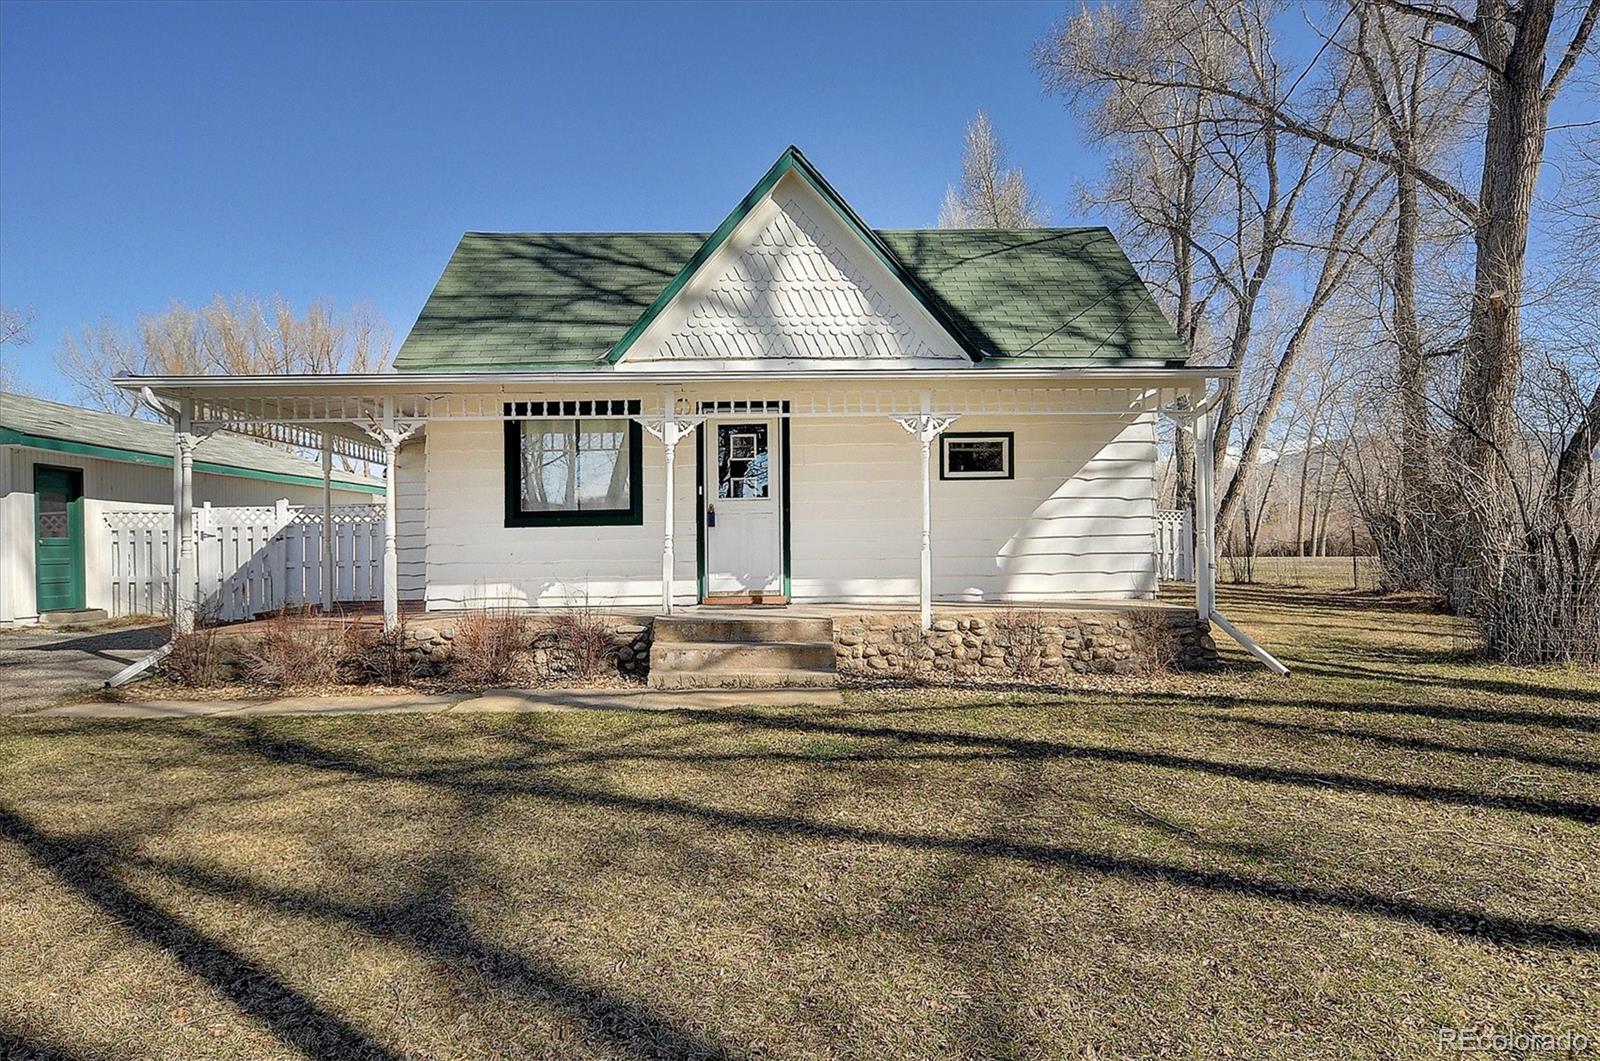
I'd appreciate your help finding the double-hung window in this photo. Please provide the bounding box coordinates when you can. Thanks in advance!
[503,400,643,526]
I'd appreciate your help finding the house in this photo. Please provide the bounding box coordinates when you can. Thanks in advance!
[117,147,1240,658]
[0,391,383,625]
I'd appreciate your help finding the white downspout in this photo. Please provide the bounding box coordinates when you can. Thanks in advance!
[1185,389,1289,676]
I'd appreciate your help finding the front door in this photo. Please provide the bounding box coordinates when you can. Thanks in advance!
[34,465,85,613]
[703,418,782,601]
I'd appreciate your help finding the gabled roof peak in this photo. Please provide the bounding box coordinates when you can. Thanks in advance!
[604,145,983,365]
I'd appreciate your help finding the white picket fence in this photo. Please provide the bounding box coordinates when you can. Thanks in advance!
[101,501,384,621]
[1155,507,1194,582]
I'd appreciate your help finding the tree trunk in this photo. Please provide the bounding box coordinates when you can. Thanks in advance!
[1393,167,1430,506]
[1454,0,1558,481]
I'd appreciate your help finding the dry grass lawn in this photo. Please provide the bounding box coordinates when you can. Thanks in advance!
[2,583,1596,1059]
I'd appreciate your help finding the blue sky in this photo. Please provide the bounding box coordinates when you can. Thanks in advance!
[0,0,1084,399]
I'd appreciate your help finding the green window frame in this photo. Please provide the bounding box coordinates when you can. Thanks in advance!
[503,400,644,527]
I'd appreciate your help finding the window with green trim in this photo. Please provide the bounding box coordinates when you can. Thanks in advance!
[503,401,643,527]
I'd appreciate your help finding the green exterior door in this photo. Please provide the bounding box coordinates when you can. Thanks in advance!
[34,466,86,613]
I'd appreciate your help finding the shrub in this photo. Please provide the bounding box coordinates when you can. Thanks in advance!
[993,607,1048,680]
[543,607,617,682]
[448,607,531,688]
[339,618,427,686]
[238,611,341,692]
[161,624,224,687]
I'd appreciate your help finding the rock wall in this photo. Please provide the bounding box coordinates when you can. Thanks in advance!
[399,617,654,681]
[833,610,1217,681]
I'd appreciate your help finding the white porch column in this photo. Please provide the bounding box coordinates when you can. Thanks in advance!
[1193,408,1217,620]
[321,433,334,614]
[381,398,399,630]
[893,398,959,630]
[661,412,677,615]
[357,400,419,633]
[637,403,702,616]
[172,399,198,634]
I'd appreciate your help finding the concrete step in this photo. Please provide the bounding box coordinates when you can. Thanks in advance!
[40,609,111,626]
[648,668,840,691]
[653,615,834,644]
[653,639,836,673]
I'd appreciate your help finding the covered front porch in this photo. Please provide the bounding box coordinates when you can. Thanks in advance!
[114,367,1285,674]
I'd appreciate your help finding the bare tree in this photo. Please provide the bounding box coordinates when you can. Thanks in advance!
[0,305,37,393]
[939,110,1047,228]
[55,295,390,414]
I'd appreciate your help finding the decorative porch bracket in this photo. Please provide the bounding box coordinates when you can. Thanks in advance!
[636,413,705,614]
[892,409,960,630]
[360,400,423,631]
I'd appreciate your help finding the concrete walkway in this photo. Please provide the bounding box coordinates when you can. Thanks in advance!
[8,685,845,720]
[0,624,168,714]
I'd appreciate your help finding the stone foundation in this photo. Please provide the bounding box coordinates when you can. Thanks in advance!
[833,610,1217,681]
[399,617,655,681]
[172,607,1215,690]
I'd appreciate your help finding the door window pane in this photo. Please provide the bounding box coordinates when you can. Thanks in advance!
[717,424,769,498]
[36,477,70,539]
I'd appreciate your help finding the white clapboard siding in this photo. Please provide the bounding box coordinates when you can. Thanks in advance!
[789,412,1158,603]
[423,419,697,609]
[422,395,1161,609]
[396,437,427,601]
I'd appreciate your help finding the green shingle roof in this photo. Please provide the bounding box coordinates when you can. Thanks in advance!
[393,226,1187,373]
[0,392,383,492]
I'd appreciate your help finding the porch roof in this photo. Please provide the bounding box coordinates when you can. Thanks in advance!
[114,365,1234,436]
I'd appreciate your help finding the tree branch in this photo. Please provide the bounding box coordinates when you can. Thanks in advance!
[1372,0,1476,36]
[1545,0,1600,104]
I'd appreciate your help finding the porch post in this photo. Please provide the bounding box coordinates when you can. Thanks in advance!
[893,397,958,631]
[381,397,399,631]
[172,399,198,635]
[661,409,677,615]
[321,433,334,614]
[1193,408,1217,619]
[918,420,933,630]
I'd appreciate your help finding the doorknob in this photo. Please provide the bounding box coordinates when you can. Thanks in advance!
[707,504,716,528]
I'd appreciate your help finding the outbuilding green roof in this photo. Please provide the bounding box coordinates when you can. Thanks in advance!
[394,226,1188,372]
[0,392,383,493]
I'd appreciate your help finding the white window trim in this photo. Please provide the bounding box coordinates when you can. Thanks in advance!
[940,433,1013,480]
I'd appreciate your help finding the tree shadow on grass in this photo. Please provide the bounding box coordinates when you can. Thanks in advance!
[1282,656,1600,705]
[0,805,734,1061]
[195,722,1600,950]
[0,1020,112,1061]
[1198,713,1599,776]
[0,808,402,1061]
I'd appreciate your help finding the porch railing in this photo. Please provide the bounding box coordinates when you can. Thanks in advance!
[1156,507,1193,582]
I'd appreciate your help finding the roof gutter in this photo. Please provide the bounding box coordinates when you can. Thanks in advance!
[116,366,1236,395]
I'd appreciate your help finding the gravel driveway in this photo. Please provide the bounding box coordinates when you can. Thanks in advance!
[0,625,169,714]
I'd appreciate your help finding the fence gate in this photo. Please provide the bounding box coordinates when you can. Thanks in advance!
[1155,507,1194,581]
[102,501,384,621]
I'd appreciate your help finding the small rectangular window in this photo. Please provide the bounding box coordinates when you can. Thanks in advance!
[504,415,643,526]
[940,433,1013,480]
